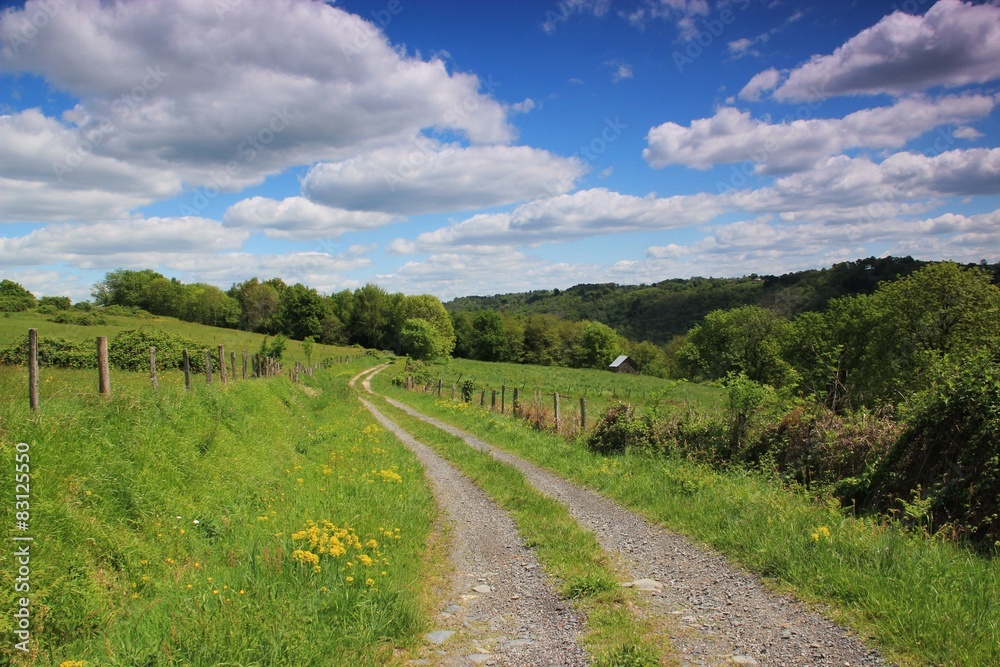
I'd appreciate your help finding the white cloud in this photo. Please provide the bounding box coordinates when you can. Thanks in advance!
[773,0,1000,101]
[606,60,634,82]
[0,109,182,222]
[738,67,780,101]
[0,216,247,268]
[643,94,998,173]
[222,197,395,240]
[390,187,724,252]
[623,0,710,37]
[302,143,585,216]
[0,0,514,192]
[542,0,611,34]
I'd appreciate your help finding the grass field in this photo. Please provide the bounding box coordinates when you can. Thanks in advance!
[373,364,1000,667]
[0,310,365,368]
[401,357,723,418]
[0,359,438,666]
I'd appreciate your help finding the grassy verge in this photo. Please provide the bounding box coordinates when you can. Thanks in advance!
[0,361,437,666]
[373,370,1000,667]
[360,377,668,667]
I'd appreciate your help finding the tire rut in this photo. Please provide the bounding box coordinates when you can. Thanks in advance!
[352,367,590,667]
[372,378,894,667]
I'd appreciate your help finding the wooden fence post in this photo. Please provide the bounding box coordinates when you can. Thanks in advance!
[580,397,587,431]
[501,384,506,414]
[218,345,227,384]
[451,384,456,400]
[27,328,39,411]
[149,346,158,389]
[480,389,486,406]
[553,392,560,431]
[205,350,213,384]
[183,348,191,390]
[491,389,497,411]
[97,336,110,396]
[242,350,248,380]
[512,387,520,416]
[231,350,237,381]
[437,379,443,397]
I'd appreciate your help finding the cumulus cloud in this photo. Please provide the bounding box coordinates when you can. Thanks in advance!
[301,143,585,216]
[222,197,395,240]
[0,109,182,222]
[738,68,780,101]
[0,217,247,267]
[643,94,998,173]
[773,0,1000,101]
[0,0,514,192]
[390,187,724,252]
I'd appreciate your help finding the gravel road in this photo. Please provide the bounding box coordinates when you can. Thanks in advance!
[353,367,590,666]
[373,382,894,667]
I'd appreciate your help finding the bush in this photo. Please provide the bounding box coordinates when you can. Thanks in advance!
[864,353,1000,550]
[50,311,109,326]
[38,296,72,311]
[0,279,36,312]
[108,329,205,372]
[587,403,654,455]
[0,334,96,368]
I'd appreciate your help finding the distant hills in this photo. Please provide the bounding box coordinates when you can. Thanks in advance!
[445,256,1000,345]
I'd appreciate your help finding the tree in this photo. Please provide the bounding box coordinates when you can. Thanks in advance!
[451,311,476,359]
[686,305,795,387]
[302,336,315,365]
[0,279,36,312]
[627,340,669,377]
[522,314,562,366]
[472,310,508,361]
[350,284,392,349]
[230,278,281,333]
[181,283,241,328]
[576,321,621,369]
[399,318,444,360]
[399,294,456,357]
[92,269,162,308]
[279,283,330,341]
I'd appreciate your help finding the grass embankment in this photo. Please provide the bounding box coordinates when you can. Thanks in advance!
[0,361,437,667]
[360,376,667,667]
[373,367,1000,667]
[0,310,363,367]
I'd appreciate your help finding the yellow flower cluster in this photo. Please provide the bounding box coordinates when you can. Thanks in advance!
[377,469,402,483]
[289,520,396,583]
[59,661,87,667]
[291,520,359,558]
[811,526,832,541]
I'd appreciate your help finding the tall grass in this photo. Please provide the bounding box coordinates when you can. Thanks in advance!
[375,369,1000,667]
[0,361,436,666]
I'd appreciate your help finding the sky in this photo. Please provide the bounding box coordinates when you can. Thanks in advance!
[1,0,999,303]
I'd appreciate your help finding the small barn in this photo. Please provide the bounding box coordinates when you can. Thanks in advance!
[609,355,638,374]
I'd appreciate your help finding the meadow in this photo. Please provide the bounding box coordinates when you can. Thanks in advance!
[0,359,438,666]
[373,366,1000,667]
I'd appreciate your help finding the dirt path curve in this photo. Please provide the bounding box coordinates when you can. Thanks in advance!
[351,366,590,666]
[368,370,892,667]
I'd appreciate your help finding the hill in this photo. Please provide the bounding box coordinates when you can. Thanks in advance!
[445,256,1000,344]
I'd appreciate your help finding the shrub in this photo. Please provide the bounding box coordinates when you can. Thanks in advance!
[864,353,1000,550]
[108,329,205,372]
[37,295,72,311]
[587,402,654,455]
[0,279,36,312]
[50,311,109,326]
[0,334,95,368]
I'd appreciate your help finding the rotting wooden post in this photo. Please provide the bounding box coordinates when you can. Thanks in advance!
[480,389,486,406]
[501,384,506,414]
[205,350,213,384]
[97,336,110,397]
[580,397,587,431]
[512,387,520,416]
[242,350,248,380]
[182,348,191,390]
[231,351,236,381]
[149,346,158,389]
[437,379,443,397]
[218,345,227,384]
[491,389,497,411]
[553,392,560,431]
[27,328,39,411]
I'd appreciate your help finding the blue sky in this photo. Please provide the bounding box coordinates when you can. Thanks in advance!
[1,0,999,302]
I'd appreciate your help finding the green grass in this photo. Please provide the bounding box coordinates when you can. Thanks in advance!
[0,309,365,368]
[0,360,437,666]
[404,357,722,418]
[359,375,667,667]
[373,367,1000,667]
